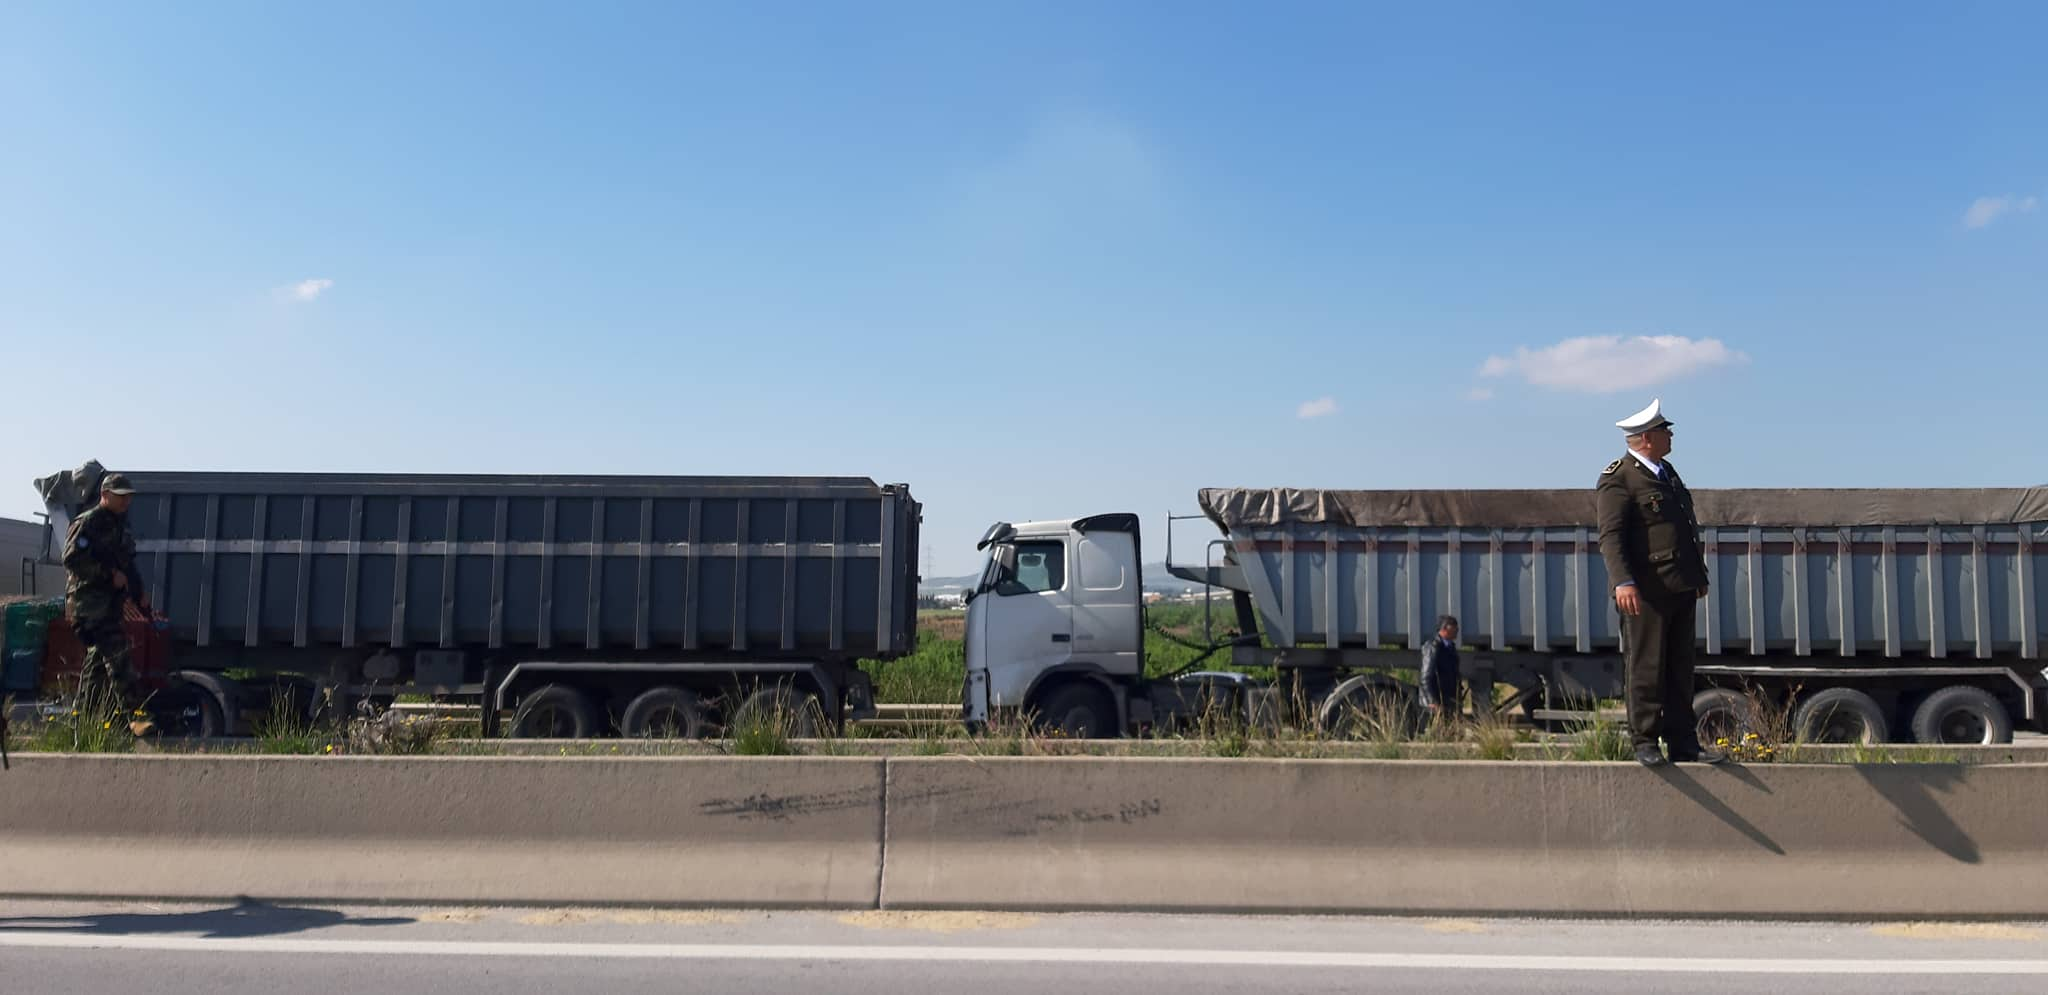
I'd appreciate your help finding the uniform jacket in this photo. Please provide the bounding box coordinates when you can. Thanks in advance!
[1595,454,1709,597]
[63,505,139,622]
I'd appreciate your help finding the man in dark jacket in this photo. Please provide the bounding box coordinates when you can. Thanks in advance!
[1418,615,1461,721]
[1597,399,1726,767]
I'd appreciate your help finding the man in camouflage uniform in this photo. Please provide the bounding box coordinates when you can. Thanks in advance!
[62,472,152,732]
[1597,400,1726,767]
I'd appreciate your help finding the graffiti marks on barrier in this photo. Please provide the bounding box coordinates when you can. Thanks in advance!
[888,783,980,807]
[698,788,877,823]
[1023,798,1163,835]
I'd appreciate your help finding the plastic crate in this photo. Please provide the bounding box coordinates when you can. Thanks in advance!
[2,599,62,654]
[2,647,38,693]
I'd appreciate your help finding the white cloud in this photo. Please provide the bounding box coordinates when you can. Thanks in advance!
[1479,335,1747,394]
[1464,387,1494,402]
[1963,195,2039,230]
[282,278,335,302]
[1296,396,1338,419]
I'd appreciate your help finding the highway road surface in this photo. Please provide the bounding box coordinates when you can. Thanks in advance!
[1,899,2043,994]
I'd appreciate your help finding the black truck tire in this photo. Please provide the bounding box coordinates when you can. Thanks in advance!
[731,686,826,738]
[1321,679,1420,740]
[1792,687,1889,745]
[1691,688,1754,747]
[1032,682,1120,739]
[511,684,600,739]
[621,686,709,739]
[1911,685,2013,745]
[157,683,227,740]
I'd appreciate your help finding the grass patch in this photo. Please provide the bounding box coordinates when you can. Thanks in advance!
[1562,711,1633,762]
[252,690,333,755]
[859,635,963,705]
[1471,710,1519,761]
[21,677,138,754]
[725,684,823,757]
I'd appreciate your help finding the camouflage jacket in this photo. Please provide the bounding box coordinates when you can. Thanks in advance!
[63,505,139,621]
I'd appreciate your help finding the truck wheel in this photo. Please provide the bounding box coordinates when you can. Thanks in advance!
[510,684,599,739]
[157,685,227,740]
[1032,682,1119,739]
[1911,685,2013,745]
[1692,688,1754,747]
[731,686,826,738]
[621,686,708,739]
[1321,681,1419,740]
[1792,688,1889,745]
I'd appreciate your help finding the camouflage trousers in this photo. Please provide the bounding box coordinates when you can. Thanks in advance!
[73,615,137,708]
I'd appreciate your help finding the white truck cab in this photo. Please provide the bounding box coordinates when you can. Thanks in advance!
[962,513,1143,736]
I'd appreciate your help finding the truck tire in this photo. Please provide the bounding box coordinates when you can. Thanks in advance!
[158,684,227,740]
[731,686,826,738]
[1321,680,1419,740]
[1032,682,1120,739]
[1911,685,2013,745]
[621,686,708,739]
[510,684,599,739]
[1792,688,1889,745]
[1691,688,1754,748]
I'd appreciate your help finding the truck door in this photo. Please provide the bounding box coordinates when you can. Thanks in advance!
[981,538,1073,705]
[1071,528,1141,678]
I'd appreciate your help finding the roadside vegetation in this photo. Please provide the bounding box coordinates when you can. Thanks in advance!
[2,612,2011,764]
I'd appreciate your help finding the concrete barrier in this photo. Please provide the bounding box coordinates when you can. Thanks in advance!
[0,755,884,907]
[6,755,2046,916]
[880,758,2048,917]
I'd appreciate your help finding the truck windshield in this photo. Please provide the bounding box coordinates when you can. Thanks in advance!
[975,541,1062,596]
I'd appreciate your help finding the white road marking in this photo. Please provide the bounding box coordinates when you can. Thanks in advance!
[0,933,2043,974]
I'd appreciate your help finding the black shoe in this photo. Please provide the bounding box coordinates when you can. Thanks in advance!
[1633,743,1667,767]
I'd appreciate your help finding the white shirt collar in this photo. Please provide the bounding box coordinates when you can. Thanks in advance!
[1627,449,1665,477]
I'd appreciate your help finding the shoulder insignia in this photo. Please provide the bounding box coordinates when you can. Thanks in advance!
[1602,459,1624,475]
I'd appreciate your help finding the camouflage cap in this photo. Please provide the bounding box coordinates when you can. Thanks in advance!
[100,472,137,496]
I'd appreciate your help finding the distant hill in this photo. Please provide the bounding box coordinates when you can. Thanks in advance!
[920,563,1208,597]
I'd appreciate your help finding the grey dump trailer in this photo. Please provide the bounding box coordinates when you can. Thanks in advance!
[34,463,920,738]
[963,488,2048,744]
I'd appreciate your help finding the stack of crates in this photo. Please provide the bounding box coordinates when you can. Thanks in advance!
[2,598,63,693]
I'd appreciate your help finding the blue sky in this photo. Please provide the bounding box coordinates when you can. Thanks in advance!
[3,2,2044,574]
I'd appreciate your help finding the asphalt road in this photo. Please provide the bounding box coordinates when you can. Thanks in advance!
[1,900,2045,994]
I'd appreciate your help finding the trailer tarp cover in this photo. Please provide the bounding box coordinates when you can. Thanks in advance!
[1200,486,2048,531]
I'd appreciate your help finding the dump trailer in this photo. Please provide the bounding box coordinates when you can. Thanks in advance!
[33,463,920,738]
[962,488,2048,745]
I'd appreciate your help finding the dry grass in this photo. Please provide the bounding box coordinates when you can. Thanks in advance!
[724,683,825,756]
[918,613,966,641]
[1469,709,1521,761]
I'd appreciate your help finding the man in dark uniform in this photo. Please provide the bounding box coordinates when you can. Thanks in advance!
[1596,400,1726,767]
[61,472,152,732]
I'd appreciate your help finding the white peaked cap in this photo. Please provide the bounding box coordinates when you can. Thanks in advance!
[1616,398,1674,434]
